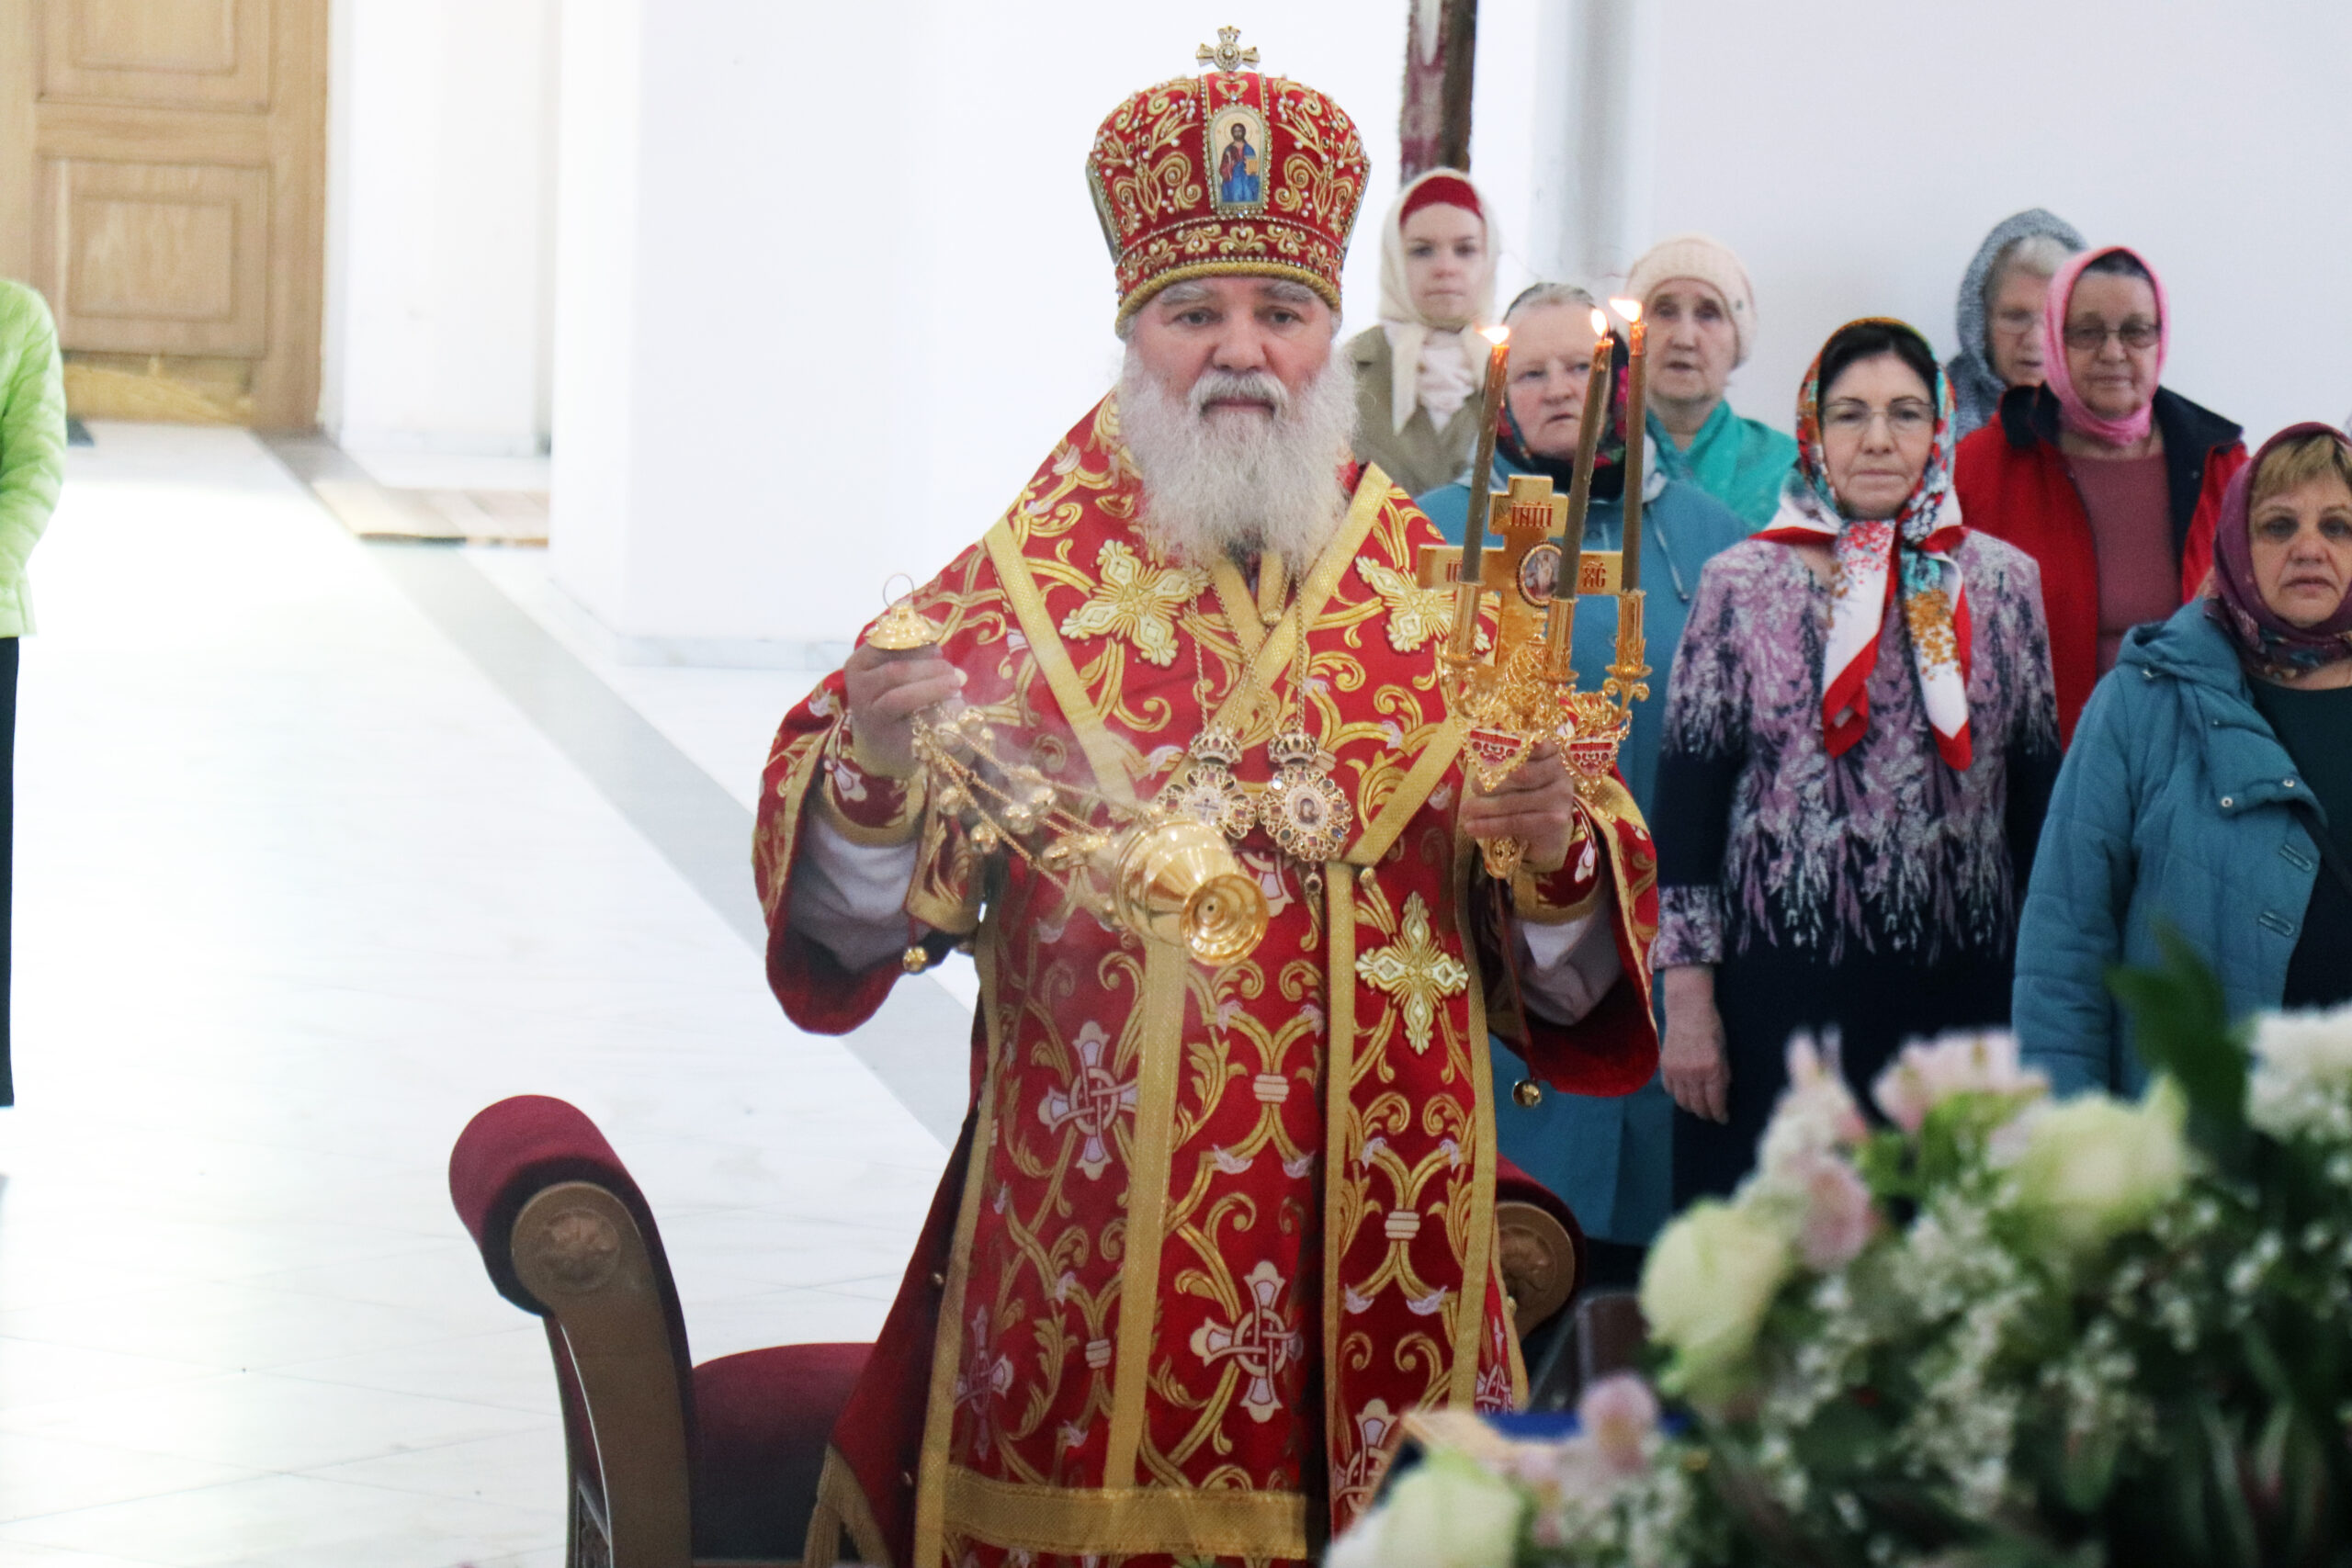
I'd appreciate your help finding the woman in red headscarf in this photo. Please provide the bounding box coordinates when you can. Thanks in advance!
[1346,167,1499,496]
[1953,245,2248,743]
[1650,319,2061,1204]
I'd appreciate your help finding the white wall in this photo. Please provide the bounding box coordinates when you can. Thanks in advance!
[550,1,1442,653]
[321,0,558,455]
[1638,0,2352,444]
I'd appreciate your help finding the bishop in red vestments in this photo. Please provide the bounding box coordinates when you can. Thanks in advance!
[755,44,1659,1568]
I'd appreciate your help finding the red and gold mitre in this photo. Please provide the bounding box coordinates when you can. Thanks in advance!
[1086,28,1370,324]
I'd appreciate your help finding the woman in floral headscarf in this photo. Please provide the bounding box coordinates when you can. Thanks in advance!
[1650,320,2061,1204]
[2017,423,2352,1098]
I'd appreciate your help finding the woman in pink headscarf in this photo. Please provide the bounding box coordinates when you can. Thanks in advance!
[1954,245,2248,742]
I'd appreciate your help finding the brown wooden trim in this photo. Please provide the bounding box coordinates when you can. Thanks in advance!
[251,0,323,430]
[512,1180,695,1568]
[0,0,32,283]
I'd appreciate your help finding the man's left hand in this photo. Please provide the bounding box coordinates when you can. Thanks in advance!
[1460,740,1583,874]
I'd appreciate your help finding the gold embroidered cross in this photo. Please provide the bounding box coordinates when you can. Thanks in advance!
[1353,893,1469,1054]
[1057,539,1208,667]
[1037,1023,1136,1180]
[1357,556,1455,653]
[1196,26,1259,73]
[1187,1259,1301,1423]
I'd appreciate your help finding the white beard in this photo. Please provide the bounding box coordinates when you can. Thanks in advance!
[1115,346,1359,576]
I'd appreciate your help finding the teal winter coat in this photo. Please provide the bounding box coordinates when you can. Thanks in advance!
[2015,602,2327,1096]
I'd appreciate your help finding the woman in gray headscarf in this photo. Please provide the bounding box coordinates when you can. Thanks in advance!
[1948,209,2085,438]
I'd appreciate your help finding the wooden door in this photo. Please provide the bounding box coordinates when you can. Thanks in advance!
[0,0,326,429]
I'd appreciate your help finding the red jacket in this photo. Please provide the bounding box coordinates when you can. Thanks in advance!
[1953,383,2245,744]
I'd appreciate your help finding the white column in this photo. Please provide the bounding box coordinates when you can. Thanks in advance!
[321,0,557,456]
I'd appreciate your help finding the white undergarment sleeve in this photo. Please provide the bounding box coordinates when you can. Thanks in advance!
[1514,876,1624,1026]
[787,810,920,974]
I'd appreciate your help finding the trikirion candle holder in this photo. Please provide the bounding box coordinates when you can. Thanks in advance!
[1418,468,1650,883]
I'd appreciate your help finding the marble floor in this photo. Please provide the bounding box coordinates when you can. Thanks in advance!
[0,424,956,1565]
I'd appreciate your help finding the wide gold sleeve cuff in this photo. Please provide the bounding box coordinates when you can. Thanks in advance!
[1510,812,1602,926]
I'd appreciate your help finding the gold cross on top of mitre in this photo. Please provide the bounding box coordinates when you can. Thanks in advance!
[1196,26,1259,73]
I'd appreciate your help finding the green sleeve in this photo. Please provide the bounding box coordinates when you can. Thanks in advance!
[0,283,66,592]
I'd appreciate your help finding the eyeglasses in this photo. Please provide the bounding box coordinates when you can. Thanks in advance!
[2062,319,2160,353]
[1821,400,1935,436]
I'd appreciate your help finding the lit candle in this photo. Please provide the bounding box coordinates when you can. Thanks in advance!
[1546,310,1614,682]
[1556,308,1614,611]
[1450,324,1513,659]
[1611,297,1646,593]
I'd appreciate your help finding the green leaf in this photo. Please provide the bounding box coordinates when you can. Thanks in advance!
[2108,926,2247,1160]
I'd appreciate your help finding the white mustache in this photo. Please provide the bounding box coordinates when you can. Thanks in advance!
[1189,369,1291,416]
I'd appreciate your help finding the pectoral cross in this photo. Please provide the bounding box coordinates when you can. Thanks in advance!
[1196,26,1259,73]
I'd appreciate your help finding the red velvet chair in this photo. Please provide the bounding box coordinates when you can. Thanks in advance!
[449,1096,867,1568]
[450,1100,1592,1566]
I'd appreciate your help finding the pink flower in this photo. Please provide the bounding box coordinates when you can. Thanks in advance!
[1787,1150,1877,1270]
[1871,1030,2047,1134]
[1576,1373,1659,1476]
[1758,1034,1867,1176]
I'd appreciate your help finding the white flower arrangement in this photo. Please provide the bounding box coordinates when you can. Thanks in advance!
[1330,955,2352,1568]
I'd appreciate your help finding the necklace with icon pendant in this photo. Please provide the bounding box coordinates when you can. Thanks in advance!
[1255,616,1353,895]
[1161,595,1354,897]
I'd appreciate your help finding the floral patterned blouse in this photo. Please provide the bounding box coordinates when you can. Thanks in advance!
[1650,533,2061,971]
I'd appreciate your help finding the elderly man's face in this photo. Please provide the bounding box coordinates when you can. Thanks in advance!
[1125,276,1337,413]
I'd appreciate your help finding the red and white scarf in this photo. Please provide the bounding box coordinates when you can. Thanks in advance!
[1756,321,1973,771]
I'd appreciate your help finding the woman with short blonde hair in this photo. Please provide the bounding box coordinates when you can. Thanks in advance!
[2018,423,2352,1094]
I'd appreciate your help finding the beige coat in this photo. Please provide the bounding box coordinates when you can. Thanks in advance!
[1348,326,1482,498]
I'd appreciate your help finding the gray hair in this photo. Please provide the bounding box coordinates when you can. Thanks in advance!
[1985,232,2073,302]
[1502,281,1600,325]
[1114,276,1336,341]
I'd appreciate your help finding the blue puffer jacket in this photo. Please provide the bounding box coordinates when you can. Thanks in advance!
[2015,602,2328,1095]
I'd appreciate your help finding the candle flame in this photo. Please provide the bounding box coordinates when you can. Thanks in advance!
[1589,308,1609,337]
[1610,296,1643,324]
[1479,324,1510,345]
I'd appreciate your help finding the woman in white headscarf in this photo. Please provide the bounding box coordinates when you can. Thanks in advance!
[1347,167,1498,496]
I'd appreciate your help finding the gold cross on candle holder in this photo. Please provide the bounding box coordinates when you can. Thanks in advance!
[1196,26,1259,73]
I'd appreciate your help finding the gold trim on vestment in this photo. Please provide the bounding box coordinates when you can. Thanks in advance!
[1256,550,1290,626]
[817,770,927,849]
[1349,715,1467,868]
[983,520,1138,806]
[943,1466,1310,1558]
[1320,868,1359,1474]
[1104,944,1191,1483]
[759,715,840,927]
[1510,858,1603,926]
[913,921,1004,1568]
[1584,772,1657,1019]
[1449,818,1499,1405]
[804,1445,894,1568]
[1210,557,1268,664]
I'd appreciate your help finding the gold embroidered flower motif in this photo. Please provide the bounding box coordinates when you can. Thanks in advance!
[1057,540,1208,668]
[1353,893,1469,1054]
[1356,556,1456,652]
